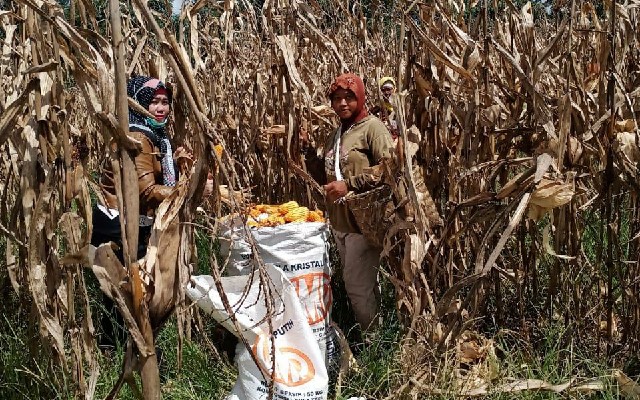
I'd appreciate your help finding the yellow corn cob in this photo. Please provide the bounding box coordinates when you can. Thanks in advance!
[266,206,280,215]
[307,210,325,222]
[247,219,259,228]
[278,201,300,215]
[259,214,285,227]
[248,202,326,226]
[284,207,309,223]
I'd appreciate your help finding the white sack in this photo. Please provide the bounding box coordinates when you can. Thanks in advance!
[187,265,329,400]
[219,220,338,365]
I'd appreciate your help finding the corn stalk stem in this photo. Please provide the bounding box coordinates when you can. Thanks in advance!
[605,0,617,356]
[565,0,576,93]
[108,0,159,397]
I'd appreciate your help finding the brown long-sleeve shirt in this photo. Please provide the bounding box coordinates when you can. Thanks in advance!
[306,115,394,233]
[99,130,174,217]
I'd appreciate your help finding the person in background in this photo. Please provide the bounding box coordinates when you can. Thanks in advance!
[301,73,394,333]
[91,75,212,348]
[379,76,396,113]
[371,76,399,141]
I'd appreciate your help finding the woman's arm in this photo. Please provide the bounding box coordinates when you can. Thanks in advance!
[345,120,394,192]
[130,131,174,212]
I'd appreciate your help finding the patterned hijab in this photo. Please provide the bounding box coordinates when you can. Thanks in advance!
[327,73,369,130]
[127,76,176,187]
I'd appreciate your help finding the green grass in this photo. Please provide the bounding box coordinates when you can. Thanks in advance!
[0,231,634,399]
[480,323,619,400]
[0,287,630,400]
[332,269,404,399]
[335,318,403,399]
[390,320,622,400]
[91,321,237,400]
[0,314,67,399]
[1,309,623,400]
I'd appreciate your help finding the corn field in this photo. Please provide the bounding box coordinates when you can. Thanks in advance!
[2,0,640,397]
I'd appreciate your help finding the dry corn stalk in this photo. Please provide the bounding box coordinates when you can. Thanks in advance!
[2,0,640,397]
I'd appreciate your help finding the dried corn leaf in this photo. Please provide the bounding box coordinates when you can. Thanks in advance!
[542,224,575,260]
[0,78,40,146]
[261,124,286,137]
[528,178,574,220]
[615,131,640,164]
[614,370,640,399]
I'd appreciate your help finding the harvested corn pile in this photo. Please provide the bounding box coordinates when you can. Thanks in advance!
[247,201,325,227]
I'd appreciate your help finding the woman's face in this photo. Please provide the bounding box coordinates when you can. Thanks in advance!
[331,88,358,120]
[381,85,394,100]
[148,94,170,122]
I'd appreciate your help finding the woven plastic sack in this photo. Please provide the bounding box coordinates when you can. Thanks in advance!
[219,220,338,369]
[187,265,329,400]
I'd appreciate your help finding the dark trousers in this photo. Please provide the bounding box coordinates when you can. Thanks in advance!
[91,206,152,349]
[91,207,151,261]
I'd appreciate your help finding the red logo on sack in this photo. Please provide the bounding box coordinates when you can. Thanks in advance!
[252,333,316,387]
[289,273,332,325]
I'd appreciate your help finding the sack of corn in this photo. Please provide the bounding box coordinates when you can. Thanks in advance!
[187,264,329,400]
[219,201,339,376]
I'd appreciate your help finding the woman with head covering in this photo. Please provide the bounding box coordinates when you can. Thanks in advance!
[91,75,211,348]
[92,76,181,260]
[370,76,399,141]
[378,76,396,111]
[302,73,394,332]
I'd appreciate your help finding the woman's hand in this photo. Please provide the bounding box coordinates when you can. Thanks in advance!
[204,172,214,197]
[174,146,193,161]
[299,127,314,154]
[174,146,194,172]
[324,180,348,202]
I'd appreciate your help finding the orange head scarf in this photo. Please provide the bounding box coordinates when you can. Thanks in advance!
[327,73,368,129]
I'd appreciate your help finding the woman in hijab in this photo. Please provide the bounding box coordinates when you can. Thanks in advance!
[92,76,181,261]
[91,75,210,348]
[303,73,394,333]
[378,76,396,113]
[371,76,398,141]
